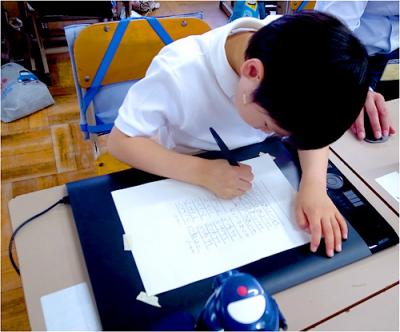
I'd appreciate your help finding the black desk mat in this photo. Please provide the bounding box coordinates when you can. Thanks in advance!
[66,136,398,330]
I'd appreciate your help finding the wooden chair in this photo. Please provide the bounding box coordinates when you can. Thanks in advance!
[65,16,211,173]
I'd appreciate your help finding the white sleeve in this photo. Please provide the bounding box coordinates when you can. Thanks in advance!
[314,1,368,32]
[114,55,182,145]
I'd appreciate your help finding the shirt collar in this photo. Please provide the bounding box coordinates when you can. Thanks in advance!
[209,17,275,99]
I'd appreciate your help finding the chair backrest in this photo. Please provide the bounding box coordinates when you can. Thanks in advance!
[65,16,211,139]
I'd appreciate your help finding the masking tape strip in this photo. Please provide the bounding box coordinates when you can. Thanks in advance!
[123,233,134,251]
[136,291,161,308]
[259,152,275,160]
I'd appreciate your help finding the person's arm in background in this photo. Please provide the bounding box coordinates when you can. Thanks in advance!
[314,0,367,31]
[351,89,395,140]
[296,147,347,257]
[315,0,396,140]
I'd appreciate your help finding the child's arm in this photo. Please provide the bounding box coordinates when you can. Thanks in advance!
[296,147,348,257]
[107,127,254,199]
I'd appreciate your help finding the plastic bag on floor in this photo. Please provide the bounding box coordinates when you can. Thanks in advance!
[1,63,54,122]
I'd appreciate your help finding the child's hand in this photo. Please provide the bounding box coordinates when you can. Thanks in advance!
[295,180,348,257]
[202,159,254,199]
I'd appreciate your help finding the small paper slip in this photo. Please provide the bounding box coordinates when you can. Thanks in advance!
[375,171,399,202]
[41,282,102,331]
[112,154,309,295]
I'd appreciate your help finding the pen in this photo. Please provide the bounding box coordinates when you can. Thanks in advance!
[209,127,239,166]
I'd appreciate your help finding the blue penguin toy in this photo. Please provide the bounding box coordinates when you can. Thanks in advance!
[196,270,287,331]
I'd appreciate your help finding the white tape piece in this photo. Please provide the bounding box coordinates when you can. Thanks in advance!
[259,152,275,160]
[136,291,161,308]
[123,234,134,251]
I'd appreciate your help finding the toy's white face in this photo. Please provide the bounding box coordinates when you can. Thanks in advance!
[234,60,290,137]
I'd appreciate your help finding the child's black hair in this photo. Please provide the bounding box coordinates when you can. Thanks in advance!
[245,11,369,149]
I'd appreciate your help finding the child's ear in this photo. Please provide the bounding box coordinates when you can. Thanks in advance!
[240,58,264,82]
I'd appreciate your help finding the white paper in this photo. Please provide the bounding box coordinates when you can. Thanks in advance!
[112,154,309,295]
[375,171,399,202]
[41,282,102,331]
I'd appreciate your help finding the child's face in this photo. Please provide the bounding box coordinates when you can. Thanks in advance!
[235,59,290,137]
[237,99,289,137]
[235,84,290,137]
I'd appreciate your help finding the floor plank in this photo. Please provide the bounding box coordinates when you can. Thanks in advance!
[28,107,49,130]
[69,122,95,170]
[1,288,31,331]
[47,95,80,125]
[1,116,30,136]
[1,183,13,253]
[51,124,78,173]
[1,150,56,183]
[2,251,22,293]
[11,175,59,198]
[1,129,53,157]
[56,168,98,185]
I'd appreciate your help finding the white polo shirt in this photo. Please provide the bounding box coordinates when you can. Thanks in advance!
[115,17,276,154]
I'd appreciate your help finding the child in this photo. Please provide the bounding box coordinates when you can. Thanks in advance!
[108,12,369,257]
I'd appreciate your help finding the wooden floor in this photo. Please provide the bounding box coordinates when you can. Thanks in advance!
[0,2,227,330]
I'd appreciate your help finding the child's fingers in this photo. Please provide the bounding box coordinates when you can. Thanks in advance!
[375,94,389,137]
[354,108,365,140]
[295,207,308,230]
[238,164,254,182]
[351,124,356,136]
[331,218,342,252]
[365,94,382,139]
[309,217,322,253]
[335,211,348,240]
[238,179,252,192]
[321,218,334,257]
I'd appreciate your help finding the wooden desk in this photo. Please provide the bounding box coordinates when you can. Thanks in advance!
[331,99,399,214]
[311,284,399,331]
[9,153,398,330]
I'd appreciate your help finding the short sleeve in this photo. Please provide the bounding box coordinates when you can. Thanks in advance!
[114,55,182,148]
